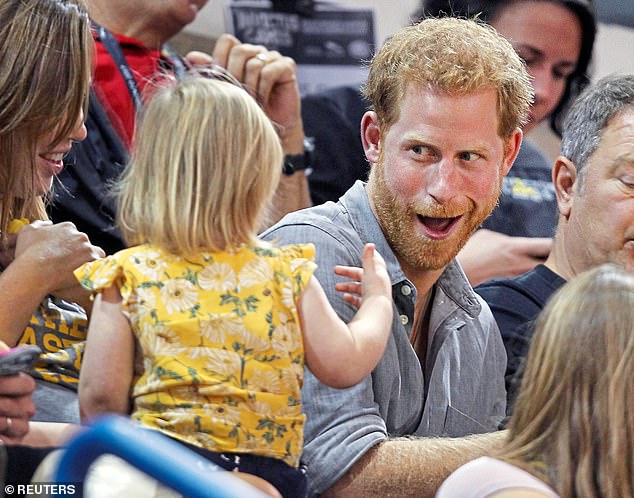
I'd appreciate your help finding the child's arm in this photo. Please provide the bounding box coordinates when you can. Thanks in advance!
[298,244,392,389]
[79,285,135,422]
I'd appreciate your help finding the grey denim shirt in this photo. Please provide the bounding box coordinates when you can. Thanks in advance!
[262,181,507,496]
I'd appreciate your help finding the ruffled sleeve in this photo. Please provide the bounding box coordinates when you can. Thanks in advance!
[74,256,126,295]
[279,243,317,298]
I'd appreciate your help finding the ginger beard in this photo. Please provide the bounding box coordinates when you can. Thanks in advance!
[369,153,503,272]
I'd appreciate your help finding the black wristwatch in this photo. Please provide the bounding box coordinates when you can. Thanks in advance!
[283,137,314,176]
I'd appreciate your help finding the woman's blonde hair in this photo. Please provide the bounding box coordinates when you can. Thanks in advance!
[500,264,634,497]
[117,75,283,254]
[0,0,91,243]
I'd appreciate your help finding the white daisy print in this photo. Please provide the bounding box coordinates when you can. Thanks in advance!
[160,278,198,314]
[139,323,185,357]
[251,369,282,394]
[205,349,242,379]
[247,400,274,416]
[128,287,157,320]
[198,263,236,292]
[238,257,274,287]
[185,345,216,361]
[289,257,309,274]
[157,409,197,434]
[281,278,296,310]
[134,250,168,280]
[200,313,243,344]
[234,327,270,354]
[271,321,300,355]
[203,404,241,426]
[280,363,304,392]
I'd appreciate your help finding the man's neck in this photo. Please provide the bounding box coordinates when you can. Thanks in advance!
[88,2,171,48]
[543,228,577,281]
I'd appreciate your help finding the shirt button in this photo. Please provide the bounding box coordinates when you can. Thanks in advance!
[400,315,409,325]
[401,285,412,296]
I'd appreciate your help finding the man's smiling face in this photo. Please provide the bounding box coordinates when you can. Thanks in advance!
[366,84,520,272]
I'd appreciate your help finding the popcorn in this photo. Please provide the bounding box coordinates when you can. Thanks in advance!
[7,218,30,234]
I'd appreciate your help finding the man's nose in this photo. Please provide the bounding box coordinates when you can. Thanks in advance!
[426,159,458,205]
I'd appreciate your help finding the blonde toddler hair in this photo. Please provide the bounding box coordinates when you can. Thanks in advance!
[117,76,283,254]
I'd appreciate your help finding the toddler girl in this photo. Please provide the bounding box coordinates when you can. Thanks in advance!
[76,75,392,497]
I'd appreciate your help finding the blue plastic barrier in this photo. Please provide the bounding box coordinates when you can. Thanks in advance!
[53,415,267,498]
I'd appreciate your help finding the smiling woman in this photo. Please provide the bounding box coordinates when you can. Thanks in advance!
[0,0,92,236]
[0,0,104,425]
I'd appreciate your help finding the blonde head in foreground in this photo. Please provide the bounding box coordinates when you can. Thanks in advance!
[501,263,634,497]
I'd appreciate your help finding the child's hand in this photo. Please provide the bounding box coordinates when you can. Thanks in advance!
[335,243,391,308]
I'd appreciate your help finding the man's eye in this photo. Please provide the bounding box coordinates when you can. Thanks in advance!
[458,152,480,161]
[410,145,436,159]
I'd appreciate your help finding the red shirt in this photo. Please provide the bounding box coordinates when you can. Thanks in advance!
[92,32,163,149]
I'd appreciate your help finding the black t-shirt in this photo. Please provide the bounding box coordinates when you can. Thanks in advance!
[481,141,556,237]
[475,264,566,410]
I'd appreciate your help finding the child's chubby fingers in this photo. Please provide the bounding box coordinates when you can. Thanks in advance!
[362,243,388,276]
[370,244,388,271]
[361,243,376,268]
[362,244,391,297]
[342,292,362,308]
[335,281,363,296]
[334,264,363,281]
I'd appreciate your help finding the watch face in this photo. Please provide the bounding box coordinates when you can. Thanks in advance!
[282,137,315,175]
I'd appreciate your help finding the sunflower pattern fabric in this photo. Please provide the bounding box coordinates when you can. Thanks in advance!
[75,243,316,467]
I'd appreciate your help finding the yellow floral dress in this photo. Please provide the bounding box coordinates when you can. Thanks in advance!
[75,243,316,467]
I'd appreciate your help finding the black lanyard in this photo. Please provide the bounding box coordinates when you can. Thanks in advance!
[93,23,188,113]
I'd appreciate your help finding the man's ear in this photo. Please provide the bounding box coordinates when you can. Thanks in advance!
[552,156,577,218]
[361,111,381,165]
[501,128,523,176]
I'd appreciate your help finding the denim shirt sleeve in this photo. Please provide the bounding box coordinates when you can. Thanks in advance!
[262,221,388,496]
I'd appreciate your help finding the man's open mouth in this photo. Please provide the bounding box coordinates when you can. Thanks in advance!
[416,214,461,239]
